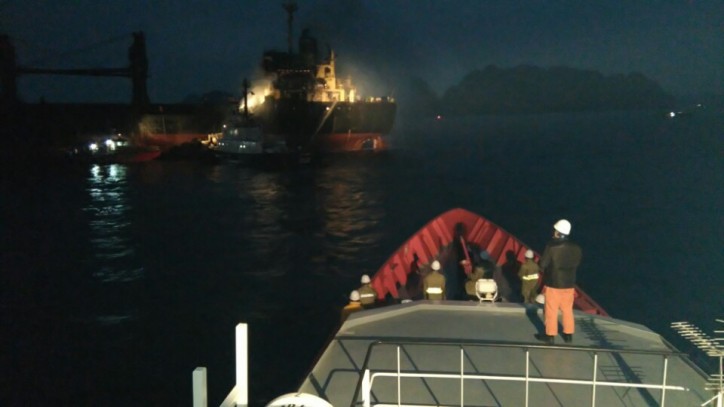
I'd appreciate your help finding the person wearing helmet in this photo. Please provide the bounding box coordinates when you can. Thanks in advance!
[405,253,423,300]
[358,274,377,307]
[518,249,541,304]
[535,219,582,344]
[341,290,363,323]
[423,260,446,300]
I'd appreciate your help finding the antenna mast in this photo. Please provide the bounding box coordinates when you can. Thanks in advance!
[672,319,724,407]
[282,1,298,55]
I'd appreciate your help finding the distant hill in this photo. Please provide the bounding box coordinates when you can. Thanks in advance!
[397,65,676,116]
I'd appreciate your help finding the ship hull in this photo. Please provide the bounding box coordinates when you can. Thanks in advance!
[139,133,209,150]
[136,105,227,150]
[65,146,161,165]
[256,99,396,152]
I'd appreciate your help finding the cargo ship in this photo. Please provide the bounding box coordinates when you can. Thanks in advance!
[248,1,397,153]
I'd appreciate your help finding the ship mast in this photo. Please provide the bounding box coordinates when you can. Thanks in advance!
[282,0,298,55]
[241,78,250,117]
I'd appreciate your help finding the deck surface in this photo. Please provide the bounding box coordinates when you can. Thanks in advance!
[299,302,711,407]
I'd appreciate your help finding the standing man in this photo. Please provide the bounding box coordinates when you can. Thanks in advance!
[535,219,582,344]
[423,260,446,300]
[518,249,541,304]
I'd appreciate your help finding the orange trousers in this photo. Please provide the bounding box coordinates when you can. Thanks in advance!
[544,287,575,336]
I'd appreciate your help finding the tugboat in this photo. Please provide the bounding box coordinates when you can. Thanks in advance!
[249,1,397,154]
[212,79,286,161]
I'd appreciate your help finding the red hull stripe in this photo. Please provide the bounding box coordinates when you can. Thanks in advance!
[142,133,208,148]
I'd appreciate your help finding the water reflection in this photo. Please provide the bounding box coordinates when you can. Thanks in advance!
[85,164,143,283]
[314,162,386,265]
[227,159,387,282]
[236,171,292,278]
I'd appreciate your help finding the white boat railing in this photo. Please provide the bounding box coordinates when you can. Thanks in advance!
[357,341,689,407]
[194,323,248,407]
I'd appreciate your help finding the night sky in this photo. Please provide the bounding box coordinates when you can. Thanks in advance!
[2,0,721,104]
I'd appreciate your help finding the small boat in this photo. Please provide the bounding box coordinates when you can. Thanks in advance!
[667,103,704,119]
[63,133,160,164]
[213,114,266,157]
[212,79,287,162]
[196,208,721,407]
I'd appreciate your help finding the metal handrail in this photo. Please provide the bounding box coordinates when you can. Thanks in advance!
[353,339,689,407]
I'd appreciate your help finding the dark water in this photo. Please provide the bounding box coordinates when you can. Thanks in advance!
[2,110,722,406]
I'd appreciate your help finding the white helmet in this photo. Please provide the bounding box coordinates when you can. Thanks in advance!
[349,290,360,301]
[525,249,534,259]
[360,274,371,284]
[553,219,571,235]
[535,294,545,304]
[431,260,441,271]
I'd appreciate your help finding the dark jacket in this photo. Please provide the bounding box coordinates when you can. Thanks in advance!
[540,238,582,289]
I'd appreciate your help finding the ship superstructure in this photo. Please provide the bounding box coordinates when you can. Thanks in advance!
[250,1,396,153]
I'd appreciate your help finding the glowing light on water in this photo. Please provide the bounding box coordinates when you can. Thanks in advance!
[84,164,143,283]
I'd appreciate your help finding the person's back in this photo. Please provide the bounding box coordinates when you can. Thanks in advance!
[424,260,446,300]
[341,290,363,323]
[540,239,582,288]
[406,255,423,300]
[358,284,376,306]
[519,250,541,303]
[519,259,539,276]
[358,274,377,306]
[536,219,582,344]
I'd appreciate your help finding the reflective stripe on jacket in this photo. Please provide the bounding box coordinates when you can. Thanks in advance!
[423,270,446,300]
[358,285,377,305]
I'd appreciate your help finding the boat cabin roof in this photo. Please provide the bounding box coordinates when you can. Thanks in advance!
[299,301,711,407]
